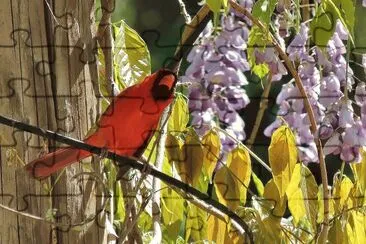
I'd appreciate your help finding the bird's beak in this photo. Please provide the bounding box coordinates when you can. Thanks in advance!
[158,74,176,91]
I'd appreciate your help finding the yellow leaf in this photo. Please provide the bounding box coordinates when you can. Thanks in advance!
[328,218,350,244]
[263,179,286,217]
[332,176,353,214]
[257,216,286,243]
[351,149,366,205]
[202,130,221,180]
[347,182,364,209]
[182,129,204,186]
[214,166,240,210]
[227,146,252,205]
[168,94,189,133]
[207,214,228,243]
[286,164,318,230]
[268,125,298,198]
[349,211,366,244]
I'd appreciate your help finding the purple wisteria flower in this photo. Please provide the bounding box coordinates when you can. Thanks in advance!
[184,3,252,155]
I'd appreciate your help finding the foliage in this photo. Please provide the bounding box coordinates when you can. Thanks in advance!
[96,0,366,243]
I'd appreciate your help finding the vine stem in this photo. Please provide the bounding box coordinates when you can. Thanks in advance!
[228,0,329,240]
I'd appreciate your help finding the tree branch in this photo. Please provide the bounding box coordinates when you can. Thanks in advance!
[0,115,253,243]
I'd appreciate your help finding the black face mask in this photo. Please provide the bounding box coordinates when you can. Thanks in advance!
[151,69,178,100]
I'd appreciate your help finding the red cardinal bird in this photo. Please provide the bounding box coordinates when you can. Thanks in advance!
[25,6,212,179]
[25,69,177,179]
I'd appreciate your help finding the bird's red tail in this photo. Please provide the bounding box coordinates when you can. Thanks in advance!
[25,147,91,179]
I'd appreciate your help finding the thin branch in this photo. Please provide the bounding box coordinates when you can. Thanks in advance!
[0,115,253,242]
[177,0,192,23]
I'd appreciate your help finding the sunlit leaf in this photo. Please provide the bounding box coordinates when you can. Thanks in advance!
[185,203,207,242]
[351,149,366,193]
[349,211,366,244]
[268,125,298,198]
[227,146,251,205]
[214,166,240,210]
[202,129,221,180]
[161,186,185,241]
[206,0,228,13]
[286,164,318,231]
[263,179,286,217]
[252,63,270,79]
[332,176,353,214]
[252,0,277,27]
[113,20,151,88]
[168,94,189,133]
[207,214,228,243]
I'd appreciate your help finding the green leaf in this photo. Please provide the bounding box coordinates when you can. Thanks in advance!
[247,26,271,73]
[252,0,277,27]
[185,203,207,242]
[113,20,151,88]
[168,94,189,133]
[252,172,264,197]
[268,125,298,198]
[310,0,354,48]
[206,0,228,13]
[286,164,318,231]
[252,63,270,79]
[354,0,366,54]
[161,185,185,241]
[333,0,355,37]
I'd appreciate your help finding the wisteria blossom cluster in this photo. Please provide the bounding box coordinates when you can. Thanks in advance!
[264,20,366,164]
[183,0,253,154]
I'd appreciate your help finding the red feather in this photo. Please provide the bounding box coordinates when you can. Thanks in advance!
[25,69,177,179]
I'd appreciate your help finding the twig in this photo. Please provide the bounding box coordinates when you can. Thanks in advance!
[177,0,192,23]
[0,115,253,242]
[246,73,272,150]
[228,0,329,240]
